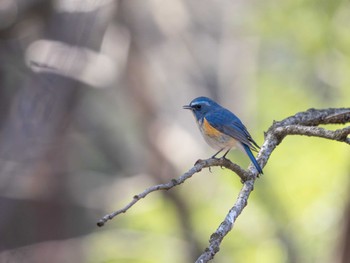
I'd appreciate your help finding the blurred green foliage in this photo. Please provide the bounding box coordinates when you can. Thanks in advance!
[1,0,350,263]
[86,1,350,262]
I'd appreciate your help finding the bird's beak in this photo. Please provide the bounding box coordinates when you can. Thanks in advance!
[183,104,192,110]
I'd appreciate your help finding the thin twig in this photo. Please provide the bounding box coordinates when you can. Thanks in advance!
[97,158,251,227]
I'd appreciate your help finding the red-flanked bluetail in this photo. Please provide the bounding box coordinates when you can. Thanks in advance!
[183,96,263,175]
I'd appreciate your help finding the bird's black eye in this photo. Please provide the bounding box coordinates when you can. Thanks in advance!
[193,104,202,110]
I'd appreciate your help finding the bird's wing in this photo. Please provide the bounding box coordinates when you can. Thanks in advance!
[205,109,260,152]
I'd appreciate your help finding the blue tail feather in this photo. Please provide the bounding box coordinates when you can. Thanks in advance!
[242,144,263,174]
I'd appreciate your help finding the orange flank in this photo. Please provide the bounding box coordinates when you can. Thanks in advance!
[202,118,222,138]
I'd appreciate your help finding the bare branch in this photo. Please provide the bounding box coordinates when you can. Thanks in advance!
[195,108,350,262]
[97,158,251,227]
[195,179,255,263]
[97,107,350,263]
[274,125,350,144]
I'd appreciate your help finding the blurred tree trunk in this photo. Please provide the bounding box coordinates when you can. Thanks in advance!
[118,2,203,260]
[0,2,113,262]
[125,43,203,261]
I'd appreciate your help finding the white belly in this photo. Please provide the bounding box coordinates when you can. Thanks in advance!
[202,132,238,151]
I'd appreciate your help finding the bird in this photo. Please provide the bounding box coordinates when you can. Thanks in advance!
[183,96,263,174]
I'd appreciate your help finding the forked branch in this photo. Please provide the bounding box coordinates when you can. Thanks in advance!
[97,107,350,263]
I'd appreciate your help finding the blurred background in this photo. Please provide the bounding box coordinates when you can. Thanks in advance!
[0,0,349,262]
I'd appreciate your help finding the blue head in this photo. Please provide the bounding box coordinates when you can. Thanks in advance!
[183,97,220,121]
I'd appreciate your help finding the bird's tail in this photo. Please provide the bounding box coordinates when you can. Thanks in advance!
[242,143,263,174]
